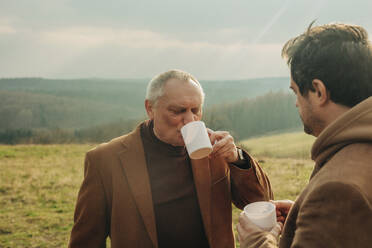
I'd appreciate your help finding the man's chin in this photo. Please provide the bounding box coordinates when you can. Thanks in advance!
[304,125,314,136]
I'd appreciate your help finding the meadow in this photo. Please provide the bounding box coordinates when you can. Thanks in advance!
[0,132,315,247]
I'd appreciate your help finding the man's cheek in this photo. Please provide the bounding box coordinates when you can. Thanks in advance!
[168,116,181,126]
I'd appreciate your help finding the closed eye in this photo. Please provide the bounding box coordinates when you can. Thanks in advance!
[170,108,186,114]
[192,108,200,114]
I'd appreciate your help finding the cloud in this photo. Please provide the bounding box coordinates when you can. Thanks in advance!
[1,0,372,79]
[41,27,182,49]
[0,23,289,79]
[39,26,282,50]
[0,17,18,34]
[0,25,16,34]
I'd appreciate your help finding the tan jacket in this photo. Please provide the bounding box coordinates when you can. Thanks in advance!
[242,97,372,248]
[69,122,272,248]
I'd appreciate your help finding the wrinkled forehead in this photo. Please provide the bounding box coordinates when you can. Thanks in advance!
[163,78,203,98]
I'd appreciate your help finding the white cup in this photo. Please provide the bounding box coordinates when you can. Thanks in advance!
[180,121,213,159]
[243,201,277,231]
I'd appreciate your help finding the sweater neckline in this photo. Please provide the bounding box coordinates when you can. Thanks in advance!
[141,120,187,157]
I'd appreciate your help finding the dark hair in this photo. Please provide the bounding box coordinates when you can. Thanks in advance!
[282,22,372,107]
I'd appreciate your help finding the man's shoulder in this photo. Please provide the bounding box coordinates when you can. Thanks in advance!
[87,124,143,158]
[88,135,126,155]
[321,142,372,174]
[304,142,372,199]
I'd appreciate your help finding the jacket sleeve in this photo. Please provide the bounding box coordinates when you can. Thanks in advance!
[289,181,372,248]
[241,181,372,248]
[230,150,273,209]
[68,153,109,248]
[240,231,278,248]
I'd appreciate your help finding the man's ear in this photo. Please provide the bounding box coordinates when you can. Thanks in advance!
[145,100,154,119]
[312,79,329,106]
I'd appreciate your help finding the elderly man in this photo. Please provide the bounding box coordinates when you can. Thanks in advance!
[237,23,372,247]
[69,69,272,248]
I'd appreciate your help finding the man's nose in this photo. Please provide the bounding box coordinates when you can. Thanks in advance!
[183,110,195,125]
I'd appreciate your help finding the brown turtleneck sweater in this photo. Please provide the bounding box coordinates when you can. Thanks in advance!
[140,121,209,248]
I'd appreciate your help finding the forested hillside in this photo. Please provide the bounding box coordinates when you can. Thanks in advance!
[0,90,302,144]
[0,78,148,129]
[203,91,301,140]
[0,77,290,130]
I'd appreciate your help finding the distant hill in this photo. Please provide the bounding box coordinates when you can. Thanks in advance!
[73,91,302,144]
[0,78,147,129]
[0,77,290,130]
[0,90,302,144]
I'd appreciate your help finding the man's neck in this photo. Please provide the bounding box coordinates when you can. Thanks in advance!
[318,102,351,135]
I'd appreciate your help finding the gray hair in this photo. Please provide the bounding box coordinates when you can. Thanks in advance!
[145,69,205,105]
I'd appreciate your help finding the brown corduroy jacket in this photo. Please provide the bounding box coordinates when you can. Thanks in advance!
[69,122,273,248]
[242,97,372,248]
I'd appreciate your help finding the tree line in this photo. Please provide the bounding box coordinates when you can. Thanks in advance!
[0,77,290,130]
[0,91,301,144]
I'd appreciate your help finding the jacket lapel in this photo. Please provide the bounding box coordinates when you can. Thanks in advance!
[191,158,212,245]
[119,128,158,248]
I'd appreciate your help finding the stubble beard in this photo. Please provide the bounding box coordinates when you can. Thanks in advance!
[299,110,314,136]
[300,112,323,137]
[303,124,313,135]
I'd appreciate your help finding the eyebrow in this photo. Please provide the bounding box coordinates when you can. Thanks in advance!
[169,105,185,110]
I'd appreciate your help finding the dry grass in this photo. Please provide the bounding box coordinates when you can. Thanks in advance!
[0,133,315,247]
[240,131,315,159]
[0,144,94,248]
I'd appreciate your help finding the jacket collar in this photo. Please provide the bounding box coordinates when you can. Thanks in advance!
[119,123,158,248]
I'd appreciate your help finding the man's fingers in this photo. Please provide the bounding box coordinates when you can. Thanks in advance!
[236,223,244,243]
[207,130,238,162]
[207,129,217,144]
[270,222,283,238]
[272,199,294,208]
[209,130,229,141]
[208,130,228,145]
[211,132,233,153]
[206,128,214,137]
[239,211,258,231]
[277,216,285,224]
[271,200,294,216]
[213,140,235,156]
[276,209,282,216]
[238,212,249,227]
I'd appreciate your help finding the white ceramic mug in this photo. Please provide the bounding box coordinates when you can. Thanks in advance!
[180,121,213,159]
[243,201,277,231]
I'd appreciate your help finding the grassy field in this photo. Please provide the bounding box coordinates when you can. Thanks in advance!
[0,144,95,248]
[0,131,315,247]
[239,131,315,159]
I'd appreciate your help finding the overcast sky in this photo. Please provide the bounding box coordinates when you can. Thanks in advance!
[1,0,372,80]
